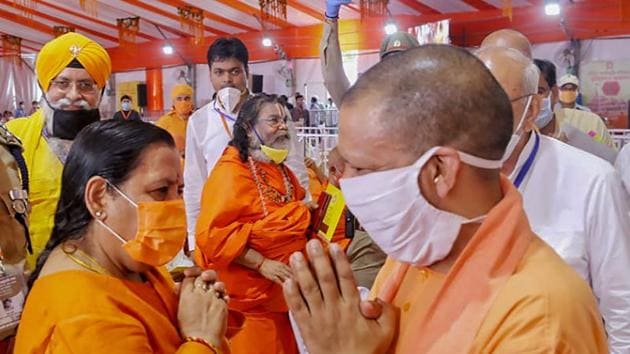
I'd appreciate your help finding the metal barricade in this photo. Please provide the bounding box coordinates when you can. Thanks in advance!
[295,128,630,167]
[305,108,338,127]
[610,129,630,149]
[296,126,339,171]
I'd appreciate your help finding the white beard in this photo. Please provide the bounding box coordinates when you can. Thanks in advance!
[42,93,100,163]
[250,149,272,163]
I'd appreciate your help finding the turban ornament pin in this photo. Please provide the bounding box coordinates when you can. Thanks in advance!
[69,45,81,58]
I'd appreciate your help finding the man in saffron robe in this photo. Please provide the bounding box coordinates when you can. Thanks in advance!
[283,45,607,353]
[195,94,309,354]
[156,84,194,159]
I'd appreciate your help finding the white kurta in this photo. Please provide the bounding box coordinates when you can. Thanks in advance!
[513,131,630,353]
[183,100,309,249]
[615,144,630,195]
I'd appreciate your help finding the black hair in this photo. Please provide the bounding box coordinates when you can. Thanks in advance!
[121,95,131,102]
[207,37,249,74]
[31,101,37,105]
[18,101,23,105]
[67,58,84,68]
[28,120,174,289]
[534,58,557,88]
[295,93,303,99]
[230,93,280,162]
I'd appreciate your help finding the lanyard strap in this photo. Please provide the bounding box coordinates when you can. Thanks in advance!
[121,110,131,120]
[213,102,235,139]
[513,133,540,188]
[219,114,232,139]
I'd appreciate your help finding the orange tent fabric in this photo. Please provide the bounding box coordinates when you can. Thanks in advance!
[15,267,238,353]
[195,146,309,354]
[371,176,607,353]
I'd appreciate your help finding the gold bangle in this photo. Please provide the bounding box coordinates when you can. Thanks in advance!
[184,336,219,354]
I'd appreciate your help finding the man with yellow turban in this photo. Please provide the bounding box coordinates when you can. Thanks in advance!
[156,83,194,159]
[6,32,111,267]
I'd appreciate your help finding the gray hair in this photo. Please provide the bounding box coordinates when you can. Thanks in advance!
[522,62,540,96]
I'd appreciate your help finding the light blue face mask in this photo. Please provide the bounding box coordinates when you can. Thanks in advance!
[535,95,553,129]
[121,102,131,112]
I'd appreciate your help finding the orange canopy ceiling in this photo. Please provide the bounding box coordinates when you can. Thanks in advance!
[0,0,628,72]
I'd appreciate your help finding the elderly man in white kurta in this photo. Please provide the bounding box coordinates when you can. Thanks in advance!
[478,45,630,354]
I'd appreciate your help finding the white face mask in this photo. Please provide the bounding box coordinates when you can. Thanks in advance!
[217,87,242,114]
[502,95,533,162]
[534,94,553,129]
[340,147,501,267]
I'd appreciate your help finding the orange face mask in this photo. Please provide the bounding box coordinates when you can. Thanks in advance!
[174,100,193,117]
[97,183,187,266]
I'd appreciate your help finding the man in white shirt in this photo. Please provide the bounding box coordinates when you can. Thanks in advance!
[477,45,630,353]
[533,58,618,163]
[184,37,309,257]
[615,144,630,194]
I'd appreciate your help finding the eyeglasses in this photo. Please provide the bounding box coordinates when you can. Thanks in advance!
[261,116,288,128]
[50,79,98,95]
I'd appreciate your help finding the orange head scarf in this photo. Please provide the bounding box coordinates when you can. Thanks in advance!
[170,84,193,101]
[171,84,193,117]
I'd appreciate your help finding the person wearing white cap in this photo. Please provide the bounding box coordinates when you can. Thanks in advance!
[478,45,630,353]
[558,73,592,111]
[534,59,618,162]
[556,73,615,148]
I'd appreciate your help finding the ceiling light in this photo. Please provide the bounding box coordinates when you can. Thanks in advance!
[544,2,560,16]
[384,22,398,35]
[162,45,174,55]
[262,37,272,47]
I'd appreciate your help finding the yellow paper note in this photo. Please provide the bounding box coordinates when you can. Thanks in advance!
[318,184,346,241]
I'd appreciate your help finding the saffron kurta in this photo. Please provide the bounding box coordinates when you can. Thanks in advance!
[156,111,187,154]
[370,177,607,353]
[15,268,230,353]
[195,146,309,354]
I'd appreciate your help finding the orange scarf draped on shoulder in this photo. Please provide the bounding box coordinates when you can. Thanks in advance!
[377,176,533,353]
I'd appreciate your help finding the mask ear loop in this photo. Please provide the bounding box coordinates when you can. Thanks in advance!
[251,125,266,145]
[97,180,138,244]
[514,95,533,135]
[104,180,138,208]
[95,219,127,244]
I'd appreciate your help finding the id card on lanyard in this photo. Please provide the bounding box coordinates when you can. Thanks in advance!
[0,249,27,341]
[213,101,236,139]
[513,133,540,189]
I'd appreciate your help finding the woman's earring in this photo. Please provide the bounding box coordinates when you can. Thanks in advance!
[95,211,103,218]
